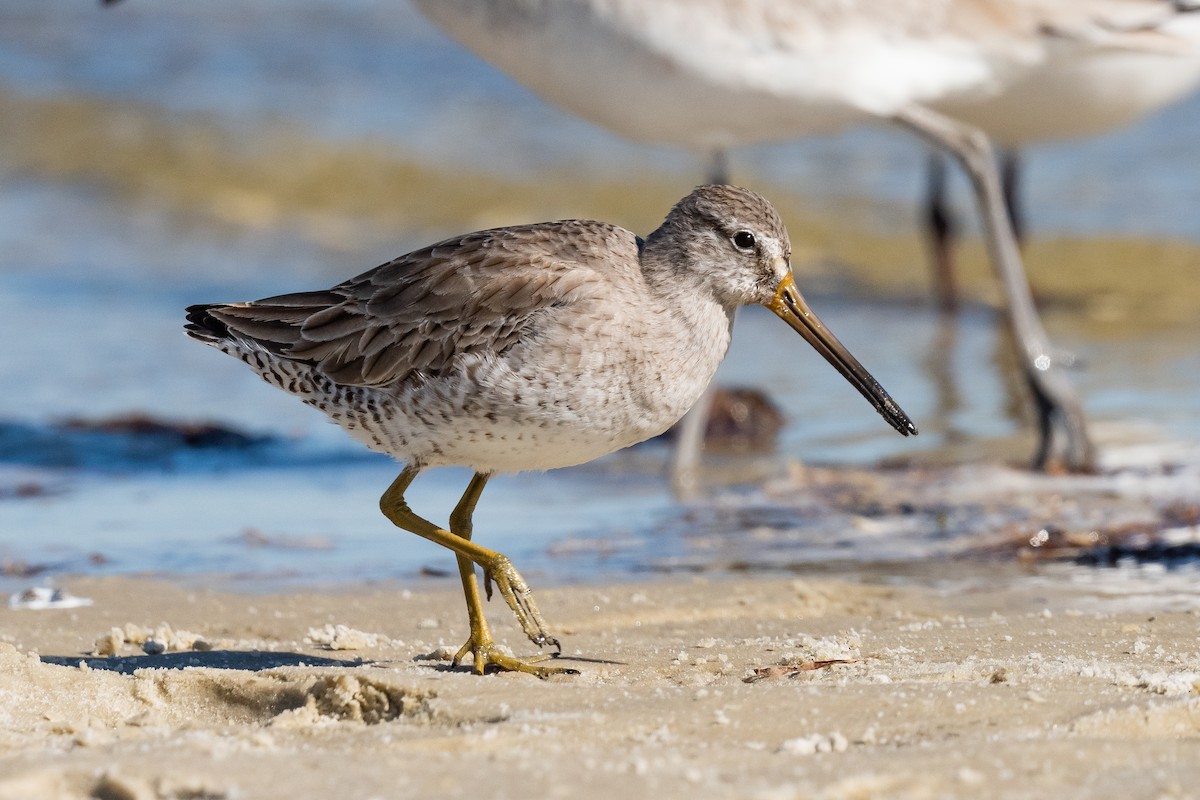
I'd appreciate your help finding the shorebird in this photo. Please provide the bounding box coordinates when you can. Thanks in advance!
[923,0,1200,310]
[186,185,917,676]
[410,0,1200,476]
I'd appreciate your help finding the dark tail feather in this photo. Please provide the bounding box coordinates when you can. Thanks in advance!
[185,304,231,343]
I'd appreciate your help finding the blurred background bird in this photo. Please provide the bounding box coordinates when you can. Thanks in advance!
[926,0,1200,309]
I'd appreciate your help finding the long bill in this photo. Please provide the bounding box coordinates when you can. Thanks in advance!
[767,273,918,437]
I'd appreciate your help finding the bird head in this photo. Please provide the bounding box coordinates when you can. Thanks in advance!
[651,184,918,438]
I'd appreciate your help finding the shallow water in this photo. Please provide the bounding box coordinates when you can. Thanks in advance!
[1,0,1198,589]
[7,0,1200,237]
[2,253,1196,590]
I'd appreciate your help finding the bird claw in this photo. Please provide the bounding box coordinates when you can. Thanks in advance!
[483,554,560,650]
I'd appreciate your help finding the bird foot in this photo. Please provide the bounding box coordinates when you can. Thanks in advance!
[1024,363,1096,473]
[481,554,562,651]
[451,636,579,678]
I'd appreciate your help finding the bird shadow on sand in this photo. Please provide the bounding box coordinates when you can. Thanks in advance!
[40,650,363,674]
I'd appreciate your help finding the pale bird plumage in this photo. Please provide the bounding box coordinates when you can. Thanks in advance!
[414,0,1200,148]
[189,187,911,472]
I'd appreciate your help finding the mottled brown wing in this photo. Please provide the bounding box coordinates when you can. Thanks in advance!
[198,220,639,387]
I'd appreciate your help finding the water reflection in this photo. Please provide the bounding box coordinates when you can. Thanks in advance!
[921,314,965,446]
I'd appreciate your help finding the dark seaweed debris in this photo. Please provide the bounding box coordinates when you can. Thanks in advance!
[0,414,274,471]
[643,460,1200,575]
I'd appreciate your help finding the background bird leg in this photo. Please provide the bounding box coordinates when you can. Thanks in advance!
[924,151,962,313]
[894,106,1095,472]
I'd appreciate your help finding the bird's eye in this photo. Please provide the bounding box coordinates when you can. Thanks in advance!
[732,231,756,251]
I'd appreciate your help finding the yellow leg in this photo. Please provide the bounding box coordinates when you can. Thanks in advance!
[447,471,490,665]
[380,466,577,677]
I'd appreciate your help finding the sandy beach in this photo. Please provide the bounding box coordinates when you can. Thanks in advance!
[2,564,1198,800]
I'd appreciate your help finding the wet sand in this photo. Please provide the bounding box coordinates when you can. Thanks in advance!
[2,568,1198,800]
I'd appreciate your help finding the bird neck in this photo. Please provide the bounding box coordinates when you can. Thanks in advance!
[635,230,736,384]
[638,226,731,313]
